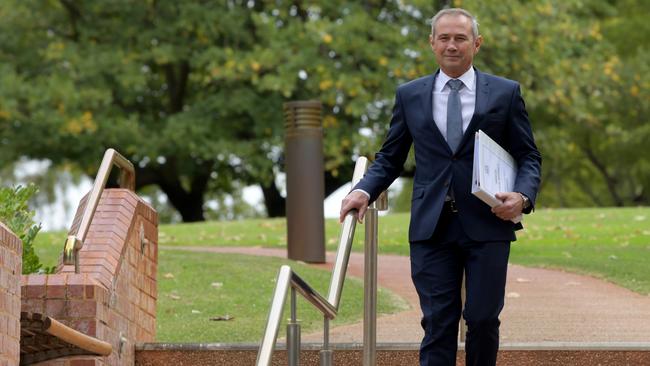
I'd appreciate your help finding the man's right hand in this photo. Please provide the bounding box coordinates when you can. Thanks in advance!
[339,191,370,223]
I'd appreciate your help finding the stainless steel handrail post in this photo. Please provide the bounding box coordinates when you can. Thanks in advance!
[73,250,80,274]
[63,148,135,273]
[320,317,332,366]
[256,266,292,365]
[363,191,388,366]
[288,287,300,366]
[363,206,378,366]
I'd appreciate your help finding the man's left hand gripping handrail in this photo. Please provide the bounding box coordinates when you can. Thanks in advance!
[63,148,135,273]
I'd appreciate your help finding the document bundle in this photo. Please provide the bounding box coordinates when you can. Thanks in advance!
[471,130,522,223]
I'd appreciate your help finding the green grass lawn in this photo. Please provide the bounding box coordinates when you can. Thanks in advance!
[35,207,650,296]
[509,207,650,294]
[155,250,407,342]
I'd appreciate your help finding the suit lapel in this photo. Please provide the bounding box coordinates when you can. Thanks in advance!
[420,71,453,154]
[458,68,489,152]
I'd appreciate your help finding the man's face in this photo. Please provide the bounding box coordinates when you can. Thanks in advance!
[429,14,482,78]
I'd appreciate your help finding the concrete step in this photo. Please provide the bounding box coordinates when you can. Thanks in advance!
[136,342,650,365]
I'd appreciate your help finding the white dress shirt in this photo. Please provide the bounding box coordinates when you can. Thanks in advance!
[434,67,476,140]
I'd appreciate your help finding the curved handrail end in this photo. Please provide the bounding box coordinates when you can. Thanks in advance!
[62,148,136,273]
[63,235,81,266]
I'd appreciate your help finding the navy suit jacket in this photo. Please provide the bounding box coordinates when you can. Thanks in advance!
[354,68,542,243]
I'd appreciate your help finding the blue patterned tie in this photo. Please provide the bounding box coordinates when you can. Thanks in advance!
[446,79,463,152]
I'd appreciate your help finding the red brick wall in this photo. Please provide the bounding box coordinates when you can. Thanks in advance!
[1,222,21,366]
[22,189,158,366]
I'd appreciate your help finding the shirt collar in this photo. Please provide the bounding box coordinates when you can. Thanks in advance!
[435,67,475,92]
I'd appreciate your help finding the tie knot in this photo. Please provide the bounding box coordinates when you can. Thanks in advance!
[448,79,463,91]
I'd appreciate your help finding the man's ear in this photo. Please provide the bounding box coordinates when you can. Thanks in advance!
[474,35,483,54]
[429,33,435,50]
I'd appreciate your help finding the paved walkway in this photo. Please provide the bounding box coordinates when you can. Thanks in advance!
[161,246,650,343]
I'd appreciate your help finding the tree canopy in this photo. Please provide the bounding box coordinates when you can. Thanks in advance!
[0,0,648,221]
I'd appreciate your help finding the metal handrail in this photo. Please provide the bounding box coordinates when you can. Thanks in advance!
[63,148,135,273]
[44,316,112,356]
[326,158,369,309]
[291,271,338,319]
[256,157,387,366]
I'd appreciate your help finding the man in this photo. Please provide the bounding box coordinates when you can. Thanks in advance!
[339,8,542,366]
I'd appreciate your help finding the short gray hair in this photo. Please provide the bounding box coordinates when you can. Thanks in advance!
[430,8,479,39]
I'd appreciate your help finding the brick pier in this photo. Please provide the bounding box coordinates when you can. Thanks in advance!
[21,189,158,365]
[1,222,22,366]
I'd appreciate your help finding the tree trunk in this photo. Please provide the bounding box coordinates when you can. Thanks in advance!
[136,161,210,222]
[261,180,285,217]
[260,168,351,218]
[324,169,350,197]
[581,145,624,206]
[156,178,206,222]
[172,195,205,222]
[575,175,604,206]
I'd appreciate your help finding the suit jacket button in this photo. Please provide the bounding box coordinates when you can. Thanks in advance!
[444,181,450,187]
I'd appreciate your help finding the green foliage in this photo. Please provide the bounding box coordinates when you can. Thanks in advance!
[0,0,647,219]
[462,0,650,207]
[0,0,435,219]
[0,184,52,274]
[601,0,650,57]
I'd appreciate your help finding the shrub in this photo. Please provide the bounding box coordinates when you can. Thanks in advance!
[0,184,52,274]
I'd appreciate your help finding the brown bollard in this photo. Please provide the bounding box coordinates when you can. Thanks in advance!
[283,100,325,263]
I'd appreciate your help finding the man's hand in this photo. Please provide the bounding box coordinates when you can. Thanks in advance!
[339,191,370,223]
[491,192,524,221]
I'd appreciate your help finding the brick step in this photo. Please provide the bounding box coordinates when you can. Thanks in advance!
[136,342,650,365]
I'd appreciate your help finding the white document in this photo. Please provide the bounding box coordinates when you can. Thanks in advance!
[471,130,522,223]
